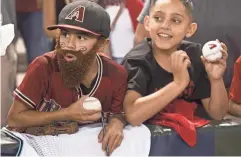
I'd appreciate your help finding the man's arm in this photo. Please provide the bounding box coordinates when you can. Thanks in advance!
[7,99,69,128]
[228,99,241,117]
[8,97,101,128]
[201,79,229,120]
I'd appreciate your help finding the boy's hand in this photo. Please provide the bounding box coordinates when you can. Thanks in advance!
[66,96,101,123]
[201,40,228,81]
[98,118,124,155]
[171,50,191,88]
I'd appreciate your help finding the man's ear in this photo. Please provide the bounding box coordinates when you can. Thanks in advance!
[144,16,150,32]
[185,22,197,38]
[98,38,109,52]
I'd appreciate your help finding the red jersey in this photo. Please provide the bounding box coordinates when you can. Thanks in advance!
[14,52,127,115]
[229,56,241,103]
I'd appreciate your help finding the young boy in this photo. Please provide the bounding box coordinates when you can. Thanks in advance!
[229,56,241,117]
[122,0,228,146]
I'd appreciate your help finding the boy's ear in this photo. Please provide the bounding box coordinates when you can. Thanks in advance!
[144,16,150,32]
[185,22,197,38]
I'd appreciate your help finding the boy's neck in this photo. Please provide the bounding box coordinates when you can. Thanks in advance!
[152,45,178,73]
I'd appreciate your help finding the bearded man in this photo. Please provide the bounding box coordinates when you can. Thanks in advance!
[4,1,150,156]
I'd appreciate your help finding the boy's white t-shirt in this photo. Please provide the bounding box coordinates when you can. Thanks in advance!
[105,6,135,58]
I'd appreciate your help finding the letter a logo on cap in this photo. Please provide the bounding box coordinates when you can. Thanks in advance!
[65,5,85,22]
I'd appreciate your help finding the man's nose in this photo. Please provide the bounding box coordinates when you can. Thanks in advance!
[65,35,76,50]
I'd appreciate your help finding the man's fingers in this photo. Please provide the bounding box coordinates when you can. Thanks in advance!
[84,112,101,121]
[102,130,109,151]
[110,135,123,153]
[78,95,88,104]
[84,109,101,115]
[98,129,104,142]
[107,135,116,153]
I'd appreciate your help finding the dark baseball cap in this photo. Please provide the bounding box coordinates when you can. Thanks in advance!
[47,0,111,38]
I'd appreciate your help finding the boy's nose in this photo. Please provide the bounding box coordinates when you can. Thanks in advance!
[161,20,171,30]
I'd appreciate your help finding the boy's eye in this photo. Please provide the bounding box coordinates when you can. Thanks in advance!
[173,18,181,24]
[154,16,162,21]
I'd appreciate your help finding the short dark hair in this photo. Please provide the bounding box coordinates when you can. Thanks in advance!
[151,0,194,19]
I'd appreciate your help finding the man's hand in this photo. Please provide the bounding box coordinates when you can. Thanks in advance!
[98,118,124,155]
[201,40,228,81]
[66,96,101,123]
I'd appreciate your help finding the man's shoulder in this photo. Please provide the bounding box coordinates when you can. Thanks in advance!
[28,51,57,71]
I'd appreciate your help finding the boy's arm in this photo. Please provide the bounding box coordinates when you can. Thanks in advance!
[228,100,241,117]
[201,41,229,120]
[124,82,186,126]
[201,79,229,120]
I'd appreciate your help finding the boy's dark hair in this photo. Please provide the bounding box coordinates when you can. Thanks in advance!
[151,0,194,19]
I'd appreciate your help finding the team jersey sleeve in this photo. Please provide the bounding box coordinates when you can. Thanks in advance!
[110,66,128,114]
[14,57,49,108]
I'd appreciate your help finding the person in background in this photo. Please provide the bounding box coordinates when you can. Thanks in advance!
[1,0,18,127]
[16,0,50,64]
[228,56,241,117]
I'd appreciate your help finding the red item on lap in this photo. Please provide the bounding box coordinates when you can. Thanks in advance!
[149,99,210,147]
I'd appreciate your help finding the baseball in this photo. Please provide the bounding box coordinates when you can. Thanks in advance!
[202,40,223,61]
[83,97,102,110]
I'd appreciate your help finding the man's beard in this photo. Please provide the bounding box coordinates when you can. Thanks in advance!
[55,41,98,88]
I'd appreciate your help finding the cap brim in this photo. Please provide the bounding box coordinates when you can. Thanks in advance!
[47,24,101,36]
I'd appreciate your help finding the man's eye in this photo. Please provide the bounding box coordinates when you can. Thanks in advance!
[77,35,86,40]
[62,32,69,37]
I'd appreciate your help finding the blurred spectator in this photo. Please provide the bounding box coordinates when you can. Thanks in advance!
[1,0,18,127]
[16,0,50,64]
[228,56,241,117]
[106,5,134,63]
